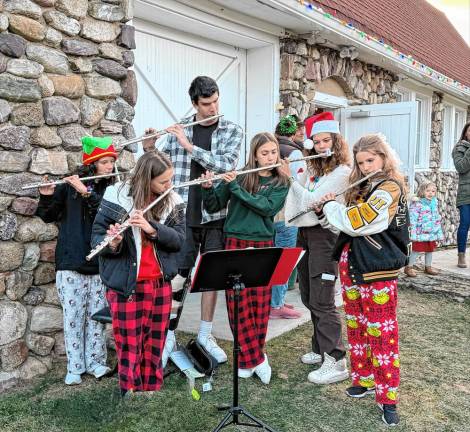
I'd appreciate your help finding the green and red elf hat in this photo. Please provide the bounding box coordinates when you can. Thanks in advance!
[81,136,117,165]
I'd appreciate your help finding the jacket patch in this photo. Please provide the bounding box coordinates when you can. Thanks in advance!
[359,203,379,223]
[347,207,365,230]
[369,195,387,210]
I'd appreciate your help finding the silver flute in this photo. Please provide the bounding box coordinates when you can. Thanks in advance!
[122,114,224,146]
[86,150,334,260]
[287,170,382,223]
[21,172,126,190]
[22,115,223,190]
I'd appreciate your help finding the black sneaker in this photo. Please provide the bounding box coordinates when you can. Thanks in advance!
[345,385,375,398]
[379,403,399,426]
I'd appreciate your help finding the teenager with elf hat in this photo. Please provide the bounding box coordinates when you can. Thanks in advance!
[283,112,352,385]
[36,137,117,385]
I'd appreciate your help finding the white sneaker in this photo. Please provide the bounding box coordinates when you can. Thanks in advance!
[301,351,322,365]
[198,334,227,364]
[65,372,82,385]
[90,365,111,379]
[307,353,349,385]
[254,354,272,385]
[162,331,177,368]
[238,367,254,378]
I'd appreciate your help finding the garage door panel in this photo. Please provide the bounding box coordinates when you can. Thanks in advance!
[133,22,246,160]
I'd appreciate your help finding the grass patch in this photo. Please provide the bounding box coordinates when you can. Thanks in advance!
[0,288,469,432]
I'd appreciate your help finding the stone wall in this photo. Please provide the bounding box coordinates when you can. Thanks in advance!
[0,0,136,391]
[280,36,470,246]
[279,36,400,119]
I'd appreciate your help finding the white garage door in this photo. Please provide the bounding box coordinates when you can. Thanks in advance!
[133,19,247,159]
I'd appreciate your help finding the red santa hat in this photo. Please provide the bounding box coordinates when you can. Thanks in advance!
[304,112,340,139]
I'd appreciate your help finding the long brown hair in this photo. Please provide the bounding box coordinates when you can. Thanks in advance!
[307,133,351,177]
[239,132,289,194]
[345,134,406,205]
[127,151,173,221]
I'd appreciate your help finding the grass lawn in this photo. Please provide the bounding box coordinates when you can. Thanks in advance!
[0,287,469,432]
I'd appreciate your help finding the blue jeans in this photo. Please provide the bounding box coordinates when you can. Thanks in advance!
[271,222,298,308]
[457,204,470,252]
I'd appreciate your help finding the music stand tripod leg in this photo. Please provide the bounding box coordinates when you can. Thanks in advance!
[212,275,278,432]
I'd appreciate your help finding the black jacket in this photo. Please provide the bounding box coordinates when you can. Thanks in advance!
[331,180,410,284]
[35,180,110,274]
[91,182,186,297]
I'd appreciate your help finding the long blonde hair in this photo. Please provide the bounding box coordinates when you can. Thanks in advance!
[308,133,351,177]
[239,132,289,194]
[345,134,406,204]
[127,151,173,221]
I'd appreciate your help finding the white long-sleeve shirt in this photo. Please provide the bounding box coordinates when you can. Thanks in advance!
[285,164,351,228]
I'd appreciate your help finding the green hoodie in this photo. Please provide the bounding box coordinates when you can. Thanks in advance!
[202,176,289,241]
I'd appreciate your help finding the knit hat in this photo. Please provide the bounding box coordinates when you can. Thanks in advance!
[81,136,117,165]
[304,112,340,138]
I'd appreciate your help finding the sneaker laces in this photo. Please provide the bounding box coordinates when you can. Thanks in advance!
[315,357,336,376]
[204,334,220,352]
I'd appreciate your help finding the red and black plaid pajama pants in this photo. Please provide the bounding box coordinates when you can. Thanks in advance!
[106,278,172,392]
[225,237,273,369]
[339,245,400,405]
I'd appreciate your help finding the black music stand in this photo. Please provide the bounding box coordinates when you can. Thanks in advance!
[191,248,283,432]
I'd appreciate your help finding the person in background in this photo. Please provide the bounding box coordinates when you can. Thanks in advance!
[270,115,305,319]
[452,122,470,268]
[405,180,443,277]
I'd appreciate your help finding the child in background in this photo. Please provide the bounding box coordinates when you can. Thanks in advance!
[405,180,443,277]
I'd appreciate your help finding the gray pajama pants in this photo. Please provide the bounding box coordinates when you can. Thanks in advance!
[56,270,108,375]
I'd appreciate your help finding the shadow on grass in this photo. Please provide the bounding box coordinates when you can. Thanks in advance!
[0,288,469,432]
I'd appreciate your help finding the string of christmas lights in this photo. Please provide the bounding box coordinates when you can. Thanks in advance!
[294,0,470,96]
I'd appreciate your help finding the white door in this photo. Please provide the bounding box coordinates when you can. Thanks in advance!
[133,20,247,162]
[340,102,417,188]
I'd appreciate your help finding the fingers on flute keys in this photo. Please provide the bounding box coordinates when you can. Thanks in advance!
[277,158,291,177]
[38,175,55,196]
[221,171,236,183]
[200,171,214,189]
[106,223,123,249]
[143,128,159,152]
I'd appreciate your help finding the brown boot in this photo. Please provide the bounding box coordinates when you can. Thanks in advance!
[424,266,439,275]
[404,266,417,277]
[458,253,467,268]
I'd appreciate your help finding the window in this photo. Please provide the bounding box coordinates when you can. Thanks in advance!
[413,94,431,170]
[396,86,432,169]
[442,105,467,170]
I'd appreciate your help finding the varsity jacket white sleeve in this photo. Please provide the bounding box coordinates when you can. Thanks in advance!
[322,181,401,237]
